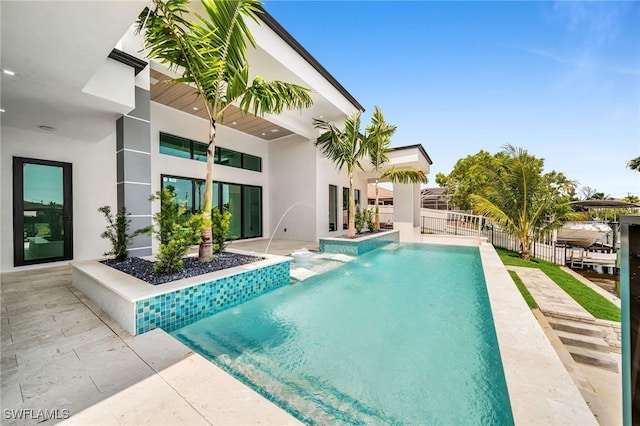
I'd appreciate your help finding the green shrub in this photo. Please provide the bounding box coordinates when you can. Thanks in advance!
[365,208,375,232]
[354,206,364,233]
[212,206,232,254]
[149,188,203,274]
[99,206,151,261]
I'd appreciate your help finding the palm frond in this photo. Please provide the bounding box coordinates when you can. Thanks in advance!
[238,78,313,117]
[382,167,428,184]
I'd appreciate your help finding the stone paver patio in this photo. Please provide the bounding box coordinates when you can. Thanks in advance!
[0,266,298,425]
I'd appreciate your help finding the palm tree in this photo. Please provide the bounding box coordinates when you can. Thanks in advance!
[628,156,640,172]
[138,0,313,261]
[314,112,368,237]
[366,106,427,230]
[470,145,575,260]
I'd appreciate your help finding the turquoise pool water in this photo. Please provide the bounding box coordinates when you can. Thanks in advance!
[172,243,514,425]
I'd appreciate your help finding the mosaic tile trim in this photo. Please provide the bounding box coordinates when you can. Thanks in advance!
[135,261,290,334]
[319,231,399,256]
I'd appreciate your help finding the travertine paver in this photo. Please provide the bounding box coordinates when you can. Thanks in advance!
[508,265,595,320]
[1,265,299,425]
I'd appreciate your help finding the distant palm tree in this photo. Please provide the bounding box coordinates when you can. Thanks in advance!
[471,145,575,260]
[314,113,368,237]
[366,106,427,230]
[138,0,313,261]
[628,156,640,172]
[623,194,640,205]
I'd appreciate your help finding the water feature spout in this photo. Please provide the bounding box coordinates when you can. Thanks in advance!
[265,202,315,254]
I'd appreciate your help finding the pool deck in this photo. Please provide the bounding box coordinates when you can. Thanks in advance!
[0,266,300,425]
[1,234,616,425]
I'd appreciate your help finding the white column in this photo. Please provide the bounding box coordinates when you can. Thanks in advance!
[393,182,421,242]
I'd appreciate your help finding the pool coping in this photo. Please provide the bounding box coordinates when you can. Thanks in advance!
[418,234,598,425]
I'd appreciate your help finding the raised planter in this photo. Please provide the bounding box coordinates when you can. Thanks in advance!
[319,229,399,256]
[71,250,291,335]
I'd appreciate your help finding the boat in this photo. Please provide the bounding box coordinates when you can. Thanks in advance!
[557,221,612,248]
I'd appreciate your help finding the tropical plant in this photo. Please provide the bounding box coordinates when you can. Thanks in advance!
[470,145,577,260]
[628,156,640,172]
[435,150,509,211]
[149,188,203,273]
[138,0,313,261]
[623,194,640,205]
[99,206,152,261]
[354,205,364,234]
[314,112,368,237]
[211,206,232,254]
[366,106,427,230]
[365,207,375,233]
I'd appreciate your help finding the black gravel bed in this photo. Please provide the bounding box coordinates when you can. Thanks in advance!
[102,252,264,285]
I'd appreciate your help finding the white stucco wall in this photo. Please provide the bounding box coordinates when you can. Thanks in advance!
[267,135,317,242]
[0,126,117,272]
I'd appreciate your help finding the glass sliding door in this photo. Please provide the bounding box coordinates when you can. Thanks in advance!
[243,186,262,238]
[13,157,73,266]
[329,185,338,231]
[223,183,242,239]
[343,187,349,230]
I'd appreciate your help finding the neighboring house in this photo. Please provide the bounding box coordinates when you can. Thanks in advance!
[367,185,394,206]
[421,187,452,210]
[0,2,431,272]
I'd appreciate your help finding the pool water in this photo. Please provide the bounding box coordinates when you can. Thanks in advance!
[172,243,514,425]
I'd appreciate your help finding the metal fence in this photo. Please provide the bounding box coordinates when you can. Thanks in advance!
[420,215,567,265]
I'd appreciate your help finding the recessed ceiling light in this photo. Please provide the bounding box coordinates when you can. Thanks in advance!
[0,108,5,113]
[38,125,56,132]
[270,128,279,133]
[2,69,15,76]
[261,132,266,136]
[319,115,323,119]
[232,121,237,125]
[193,107,199,111]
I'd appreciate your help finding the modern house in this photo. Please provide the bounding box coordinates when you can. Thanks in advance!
[0,1,431,273]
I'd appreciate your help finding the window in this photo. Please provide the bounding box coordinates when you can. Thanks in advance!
[161,175,262,240]
[243,154,262,172]
[160,133,262,172]
[193,141,208,162]
[329,185,338,232]
[159,133,191,159]
[218,147,242,168]
[342,188,361,229]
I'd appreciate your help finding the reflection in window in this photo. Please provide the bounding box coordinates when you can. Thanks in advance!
[159,133,191,159]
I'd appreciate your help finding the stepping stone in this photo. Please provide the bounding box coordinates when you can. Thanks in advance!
[315,253,355,263]
[547,317,603,338]
[290,267,317,282]
[554,330,610,353]
[564,344,619,373]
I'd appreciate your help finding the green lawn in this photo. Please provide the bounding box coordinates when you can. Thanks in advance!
[508,270,538,309]
[496,248,620,322]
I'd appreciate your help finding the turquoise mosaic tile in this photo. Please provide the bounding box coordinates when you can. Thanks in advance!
[135,261,290,334]
[319,231,399,256]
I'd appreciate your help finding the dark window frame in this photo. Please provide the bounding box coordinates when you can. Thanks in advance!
[159,132,262,172]
[161,174,262,240]
[329,184,338,232]
[13,157,73,266]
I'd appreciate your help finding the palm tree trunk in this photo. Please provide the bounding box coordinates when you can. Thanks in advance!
[374,178,380,231]
[198,119,215,261]
[520,235,531,261]
[348,171,356,237]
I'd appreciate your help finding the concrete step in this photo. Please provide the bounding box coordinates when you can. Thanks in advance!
[554,330,611,353]
[565,345,619,373]
[547,317,602,338]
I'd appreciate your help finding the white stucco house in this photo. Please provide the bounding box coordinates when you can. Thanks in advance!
[0,1,431,273]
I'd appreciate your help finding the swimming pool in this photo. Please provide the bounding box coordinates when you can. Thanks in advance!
[172,243,514,424]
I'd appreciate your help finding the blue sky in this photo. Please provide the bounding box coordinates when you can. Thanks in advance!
[264,1,640,198]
